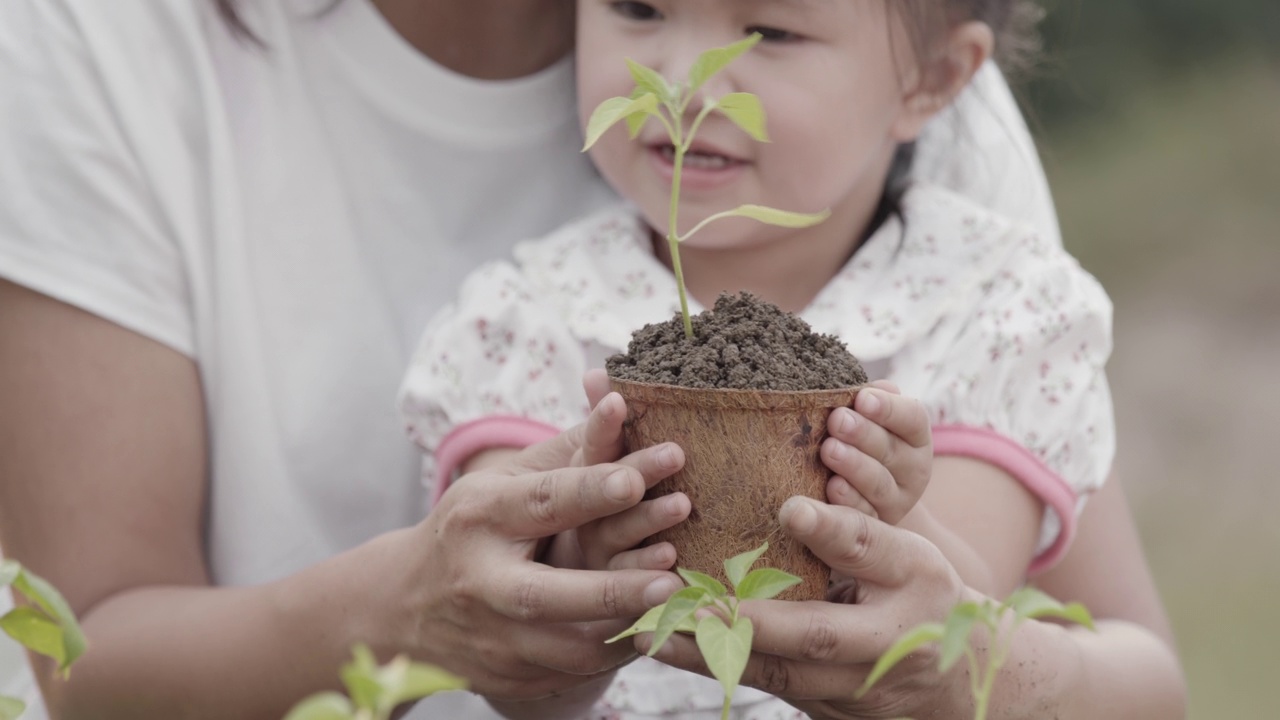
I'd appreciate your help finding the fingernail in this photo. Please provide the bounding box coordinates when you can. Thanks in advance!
[861,392,882,416]
[657,444,679,470]
[663,495,685,516]
[604,470,633,502]
[833,408,855,435]
[781,497,818,535]
[644,576,682,606]
[826,438,846,461]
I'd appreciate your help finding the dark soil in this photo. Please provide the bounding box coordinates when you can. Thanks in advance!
[607,292,867,391]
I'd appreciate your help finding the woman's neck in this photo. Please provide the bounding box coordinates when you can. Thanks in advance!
[370,0,575,79]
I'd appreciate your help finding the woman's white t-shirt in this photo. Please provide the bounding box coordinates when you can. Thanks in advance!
[0,0,1066,716]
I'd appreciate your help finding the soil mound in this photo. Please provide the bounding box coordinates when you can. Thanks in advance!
[607,292,867,391]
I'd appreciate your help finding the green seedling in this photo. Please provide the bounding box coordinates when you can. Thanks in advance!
[0,559,87,720]
[283,644,466,720]
[857,587,1095,720]
[608,541,800,720]
[582,33,830,339]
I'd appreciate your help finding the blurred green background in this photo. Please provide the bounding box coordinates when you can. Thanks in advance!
[1029,2,1279,718]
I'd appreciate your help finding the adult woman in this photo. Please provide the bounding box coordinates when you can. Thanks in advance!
[0,1,1184,719]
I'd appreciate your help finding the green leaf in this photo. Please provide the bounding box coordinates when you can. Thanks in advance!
[939,602,983,672]
[677,568,727,597]
[0,607,67,667]
[582,93,659,150]
[391,661,468,704]
[735,568,802,601]
[723,542,769,590]
[688,34,762,94]
[695,615,753,702]
[715,92,768,142]
[340,645,383,710]
[1005,588,1096,630]
[0,695,26,720]
[725,205,831,228]
[648,587,711,656]
[606,604,667,643]
[0,562,19,589]
[10,567,86,673]
[855,622,945,698]
[627,59,673,103]
[680,204,832,242]
[282,692,355,720]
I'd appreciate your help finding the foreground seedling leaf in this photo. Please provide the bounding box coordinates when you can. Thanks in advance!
[1006,588,1096,630]
[391,660,467,704]
[0,562,19,589]
[856,622,945,698]
[939,602,983,672]
[6,564,86,674]
[650,587,712,655]
[0,608,66,666]
[735,568,802,601]
[723,542,770,590]
[0,695,26,720]
[282,692,355,720]
[677,568,727,596]
[696,615,753,702]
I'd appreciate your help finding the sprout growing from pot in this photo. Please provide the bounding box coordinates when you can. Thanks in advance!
[582,33,830,339]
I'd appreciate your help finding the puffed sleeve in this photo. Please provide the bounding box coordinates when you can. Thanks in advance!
[398,262,589,504]
[901,233,1115,574]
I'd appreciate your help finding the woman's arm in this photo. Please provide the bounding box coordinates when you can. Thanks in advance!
[0,281,682,719]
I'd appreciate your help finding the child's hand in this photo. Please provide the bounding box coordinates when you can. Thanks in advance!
[542,372,691,572]
[821,380,932,525]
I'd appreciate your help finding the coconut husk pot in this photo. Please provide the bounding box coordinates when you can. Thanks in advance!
[611,377,861,602]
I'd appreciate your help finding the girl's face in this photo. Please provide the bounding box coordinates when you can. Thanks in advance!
[577,0,931,251]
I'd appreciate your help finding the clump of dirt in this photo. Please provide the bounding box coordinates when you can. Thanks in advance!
[607,292,867,390]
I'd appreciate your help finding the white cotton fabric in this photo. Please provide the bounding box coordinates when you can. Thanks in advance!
[398,188,1115,717]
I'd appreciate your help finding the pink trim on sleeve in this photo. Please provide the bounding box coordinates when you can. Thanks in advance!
[433,416,562,505]
[932,424,1078,576]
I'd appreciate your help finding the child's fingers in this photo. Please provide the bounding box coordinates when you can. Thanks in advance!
[825,475,878,519]
[822,437,897,515]
[581,493,690,569]
[583,368,614,410]
[854,388,931,450]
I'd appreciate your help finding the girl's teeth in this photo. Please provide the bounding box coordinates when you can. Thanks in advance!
[659,146,732,169]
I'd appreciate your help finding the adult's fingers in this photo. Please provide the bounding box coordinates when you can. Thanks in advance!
[644,632,875,700]
[583,368,613,410]
[585,492,690,567]
[477,463,648,538]
[780,497,946,590]
[505,618,644,677]
[488,564,683,624]
[580,391,627,467]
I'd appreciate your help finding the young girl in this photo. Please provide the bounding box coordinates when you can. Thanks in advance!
[401,0,1114,717]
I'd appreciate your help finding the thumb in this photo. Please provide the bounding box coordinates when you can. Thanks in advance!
[584,368,613,410]
[779,497,931,589]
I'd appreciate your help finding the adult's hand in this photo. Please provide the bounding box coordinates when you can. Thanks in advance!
[401,409,686,701]
[643,497,974,719]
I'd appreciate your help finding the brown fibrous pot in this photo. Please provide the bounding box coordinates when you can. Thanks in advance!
[611,377,861,602]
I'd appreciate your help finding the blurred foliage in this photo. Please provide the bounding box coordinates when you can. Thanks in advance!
[1025,0,1280,126]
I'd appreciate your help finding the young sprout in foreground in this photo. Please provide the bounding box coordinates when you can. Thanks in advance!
[608,541,801,720]
[858,587,1095,720]
[0,560,87,720]
[582,34,830,339]
[283,644,467,720]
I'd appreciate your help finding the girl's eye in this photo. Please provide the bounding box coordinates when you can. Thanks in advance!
[746,25,801,43]
[609,1,662,21]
